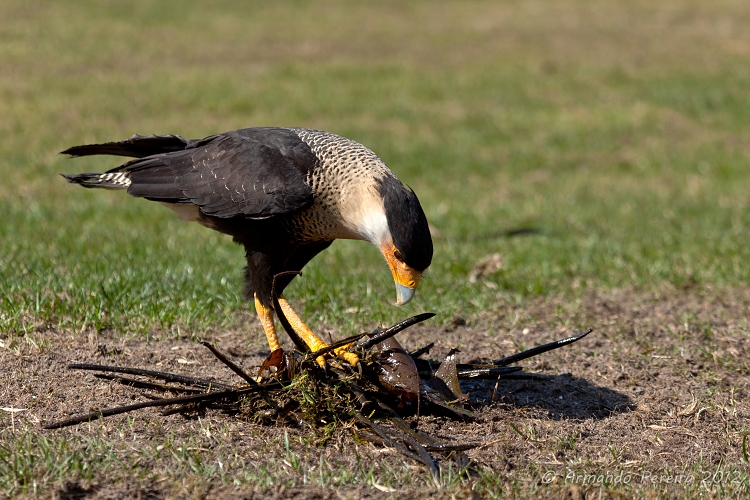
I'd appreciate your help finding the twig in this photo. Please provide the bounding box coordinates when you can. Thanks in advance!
[43,388,257,429]
[200,341,258,386]
[492,329,593,366]
[396,431,441,485]
[93,374,205,394]
[198,342,284,414]
[456,365,523,379]
[68,364,232,390]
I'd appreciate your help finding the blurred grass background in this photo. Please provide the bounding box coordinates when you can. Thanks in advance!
[1,0,749,339]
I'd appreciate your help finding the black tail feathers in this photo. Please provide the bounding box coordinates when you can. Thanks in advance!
[60,134,189,159]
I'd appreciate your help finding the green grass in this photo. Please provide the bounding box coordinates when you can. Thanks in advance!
[6,424,744,498]
[2,0,750,496]
[0,425,483,497]
[2,0,750,336]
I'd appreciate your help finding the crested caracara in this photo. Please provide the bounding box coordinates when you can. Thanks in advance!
[62,127,433,365]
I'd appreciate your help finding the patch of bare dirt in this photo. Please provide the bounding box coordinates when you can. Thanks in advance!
[1,286,749,498]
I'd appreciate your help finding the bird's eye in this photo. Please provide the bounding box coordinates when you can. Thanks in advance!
[394,250,403,260]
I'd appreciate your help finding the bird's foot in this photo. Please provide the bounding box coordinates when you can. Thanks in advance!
[308,339,360,367]
[295,328,361,368]
[276,296,359,367]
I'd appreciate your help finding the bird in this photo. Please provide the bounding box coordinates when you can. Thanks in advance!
[61,127,433,366]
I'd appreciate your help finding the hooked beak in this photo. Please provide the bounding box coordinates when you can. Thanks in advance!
[381,241,423,306]
[395,283,416,306]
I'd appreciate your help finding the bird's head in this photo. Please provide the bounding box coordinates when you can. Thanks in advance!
[354,178,433,306]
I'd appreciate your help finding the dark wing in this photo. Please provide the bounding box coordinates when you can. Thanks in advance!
[108,128,316,219]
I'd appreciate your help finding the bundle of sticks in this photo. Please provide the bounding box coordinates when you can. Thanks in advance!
[45,278,591,479]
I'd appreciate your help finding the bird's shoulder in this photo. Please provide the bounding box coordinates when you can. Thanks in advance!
[156,127,319,219]
[186,127,319,175]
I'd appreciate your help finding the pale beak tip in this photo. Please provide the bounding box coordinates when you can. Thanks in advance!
[395,283,416,306]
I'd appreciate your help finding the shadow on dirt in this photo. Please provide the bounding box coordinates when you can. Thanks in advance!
[56,482,99,500]
[463,373,634,420]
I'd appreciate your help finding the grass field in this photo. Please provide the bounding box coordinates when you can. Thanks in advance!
[1,0,750,498]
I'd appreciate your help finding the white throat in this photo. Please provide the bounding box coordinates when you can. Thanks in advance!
[333,182,392,245]
[357,209,390,245]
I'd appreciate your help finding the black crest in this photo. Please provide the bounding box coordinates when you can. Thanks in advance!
[379,178,433,272]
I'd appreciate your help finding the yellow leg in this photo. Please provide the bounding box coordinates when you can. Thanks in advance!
[254,294,281,352]
[277,296,360,367]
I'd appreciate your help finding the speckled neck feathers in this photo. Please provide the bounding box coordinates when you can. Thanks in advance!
[287,128,395,244]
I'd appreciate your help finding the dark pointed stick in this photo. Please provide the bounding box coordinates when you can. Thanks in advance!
[354,313,436,351]
[271,271,311,353]
[93,374,205,394]
[425,442,480,453]
[200,341,258,386]
[200,341,283,411]
[393,431,441,485]
[68,364,232,390]
[492,329,593,366]
[43,387,258,430]
[457,365,524,379]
